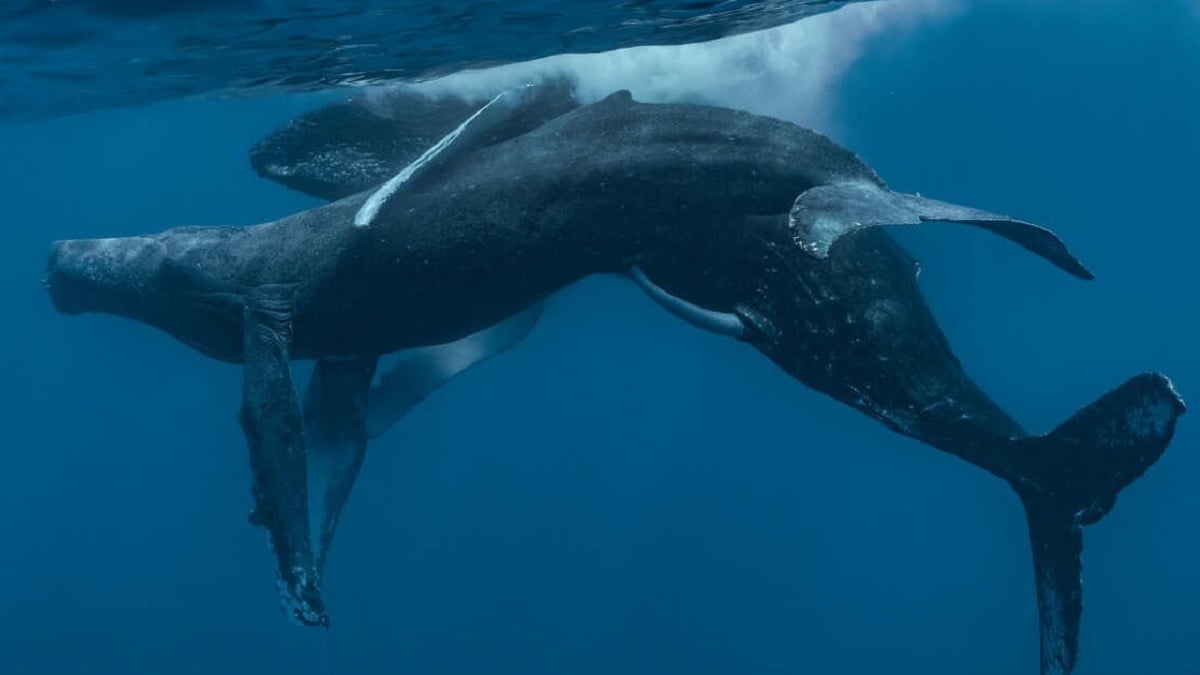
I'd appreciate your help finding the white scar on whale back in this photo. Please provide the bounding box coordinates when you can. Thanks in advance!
[354,88,523,228]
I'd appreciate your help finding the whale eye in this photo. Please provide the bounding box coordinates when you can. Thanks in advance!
[160,256,245,308]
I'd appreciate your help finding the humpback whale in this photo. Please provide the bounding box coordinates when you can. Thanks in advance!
[45,87,1184,675]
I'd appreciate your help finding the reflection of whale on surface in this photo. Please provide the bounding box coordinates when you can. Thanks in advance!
[0,0,865,123]
[45,88,1184,675]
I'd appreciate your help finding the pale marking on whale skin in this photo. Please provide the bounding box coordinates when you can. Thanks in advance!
[354,88,520,228]
[630,265,745,338]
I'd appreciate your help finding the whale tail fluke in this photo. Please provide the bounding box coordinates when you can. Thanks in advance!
[1010,373,1185,674]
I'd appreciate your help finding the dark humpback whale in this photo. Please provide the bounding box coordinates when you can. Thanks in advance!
[44,88,1184,675]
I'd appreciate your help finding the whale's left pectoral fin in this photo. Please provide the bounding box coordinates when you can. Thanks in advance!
[629,266,747,339]
[238,289,325,627]
[365,303,543,439]
[788,182,1094,280]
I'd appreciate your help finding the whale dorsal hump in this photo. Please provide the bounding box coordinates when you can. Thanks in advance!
[788,181,1094,280]
[601,89,634,105]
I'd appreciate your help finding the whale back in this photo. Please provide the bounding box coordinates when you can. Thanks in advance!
[250,86,883,208]
[530,90,882,199]
[361,90,888,236]
[249,79,581,200]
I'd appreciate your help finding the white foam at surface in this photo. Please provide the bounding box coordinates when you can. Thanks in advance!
[385,0,956,131]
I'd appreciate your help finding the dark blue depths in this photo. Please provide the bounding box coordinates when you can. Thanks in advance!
[0,2,1197,673]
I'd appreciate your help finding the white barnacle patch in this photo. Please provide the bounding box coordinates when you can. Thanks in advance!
[283,148,392,184]
[276,566,322,627]
[1126,393,1177,440]
[354,88,518,228]
[65,236,159,283]
[863,298,905,335]
[789,212,841,257]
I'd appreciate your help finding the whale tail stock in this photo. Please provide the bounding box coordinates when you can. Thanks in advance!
[1003,373,1185,675]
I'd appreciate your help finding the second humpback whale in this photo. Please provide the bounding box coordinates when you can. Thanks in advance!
[44,87,1184,675]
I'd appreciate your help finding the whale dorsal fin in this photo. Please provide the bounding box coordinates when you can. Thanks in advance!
[788,181,1093,280]
[599,89,634,105]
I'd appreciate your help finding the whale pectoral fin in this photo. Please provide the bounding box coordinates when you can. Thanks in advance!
[365,303,544,439]
[629,266,746,338]
[788,182,1094,280]
[302,355,378,576]
[238,291,325,627]
[353,89,510,226]
[355,82,576,227]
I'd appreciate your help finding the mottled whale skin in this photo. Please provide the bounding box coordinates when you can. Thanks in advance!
[45,91,1184,675]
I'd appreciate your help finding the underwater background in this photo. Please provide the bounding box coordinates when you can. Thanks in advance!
[1,1,1198,673]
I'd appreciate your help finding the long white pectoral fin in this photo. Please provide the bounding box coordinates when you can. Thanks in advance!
[354,85,538,228]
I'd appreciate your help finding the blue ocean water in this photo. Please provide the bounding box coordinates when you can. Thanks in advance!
[1,1,1198,674]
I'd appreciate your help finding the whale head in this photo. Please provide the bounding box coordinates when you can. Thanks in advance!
[46,236,167,319]
[46,229,247,362]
